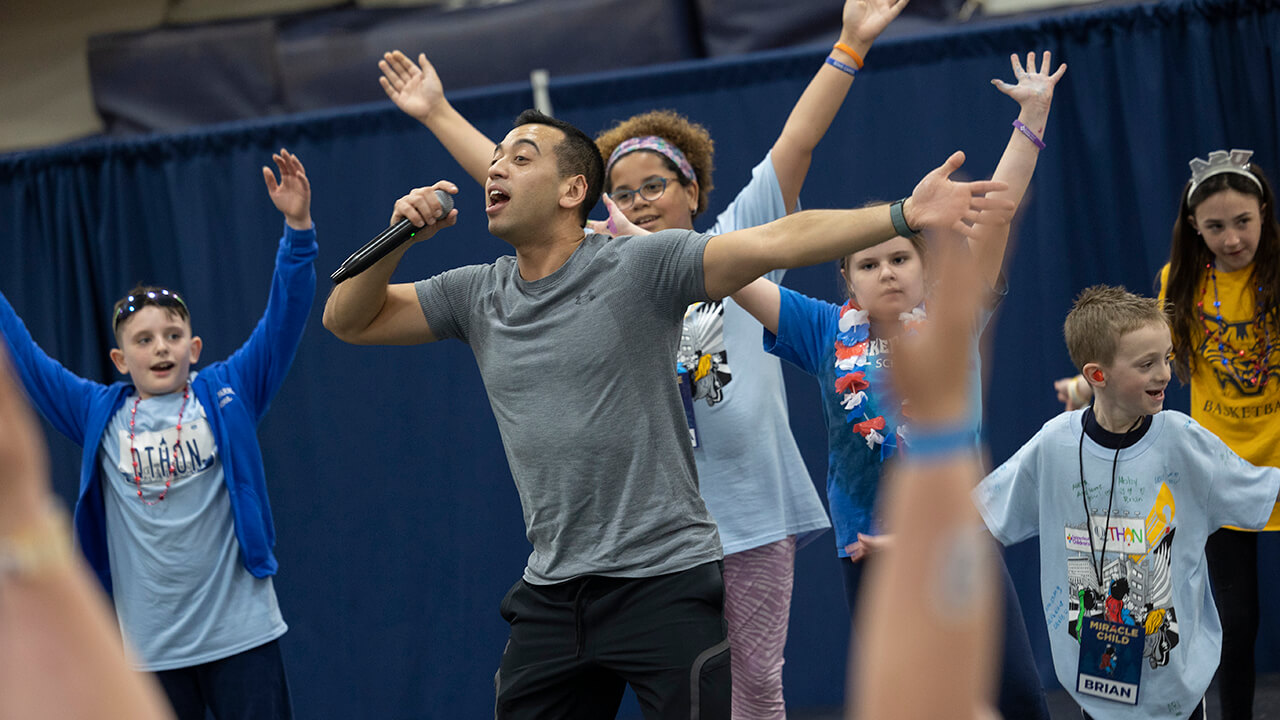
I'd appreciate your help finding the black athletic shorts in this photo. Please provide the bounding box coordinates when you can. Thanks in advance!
[494,560,731,720]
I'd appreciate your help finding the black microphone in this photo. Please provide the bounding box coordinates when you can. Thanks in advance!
[331,190,454,284]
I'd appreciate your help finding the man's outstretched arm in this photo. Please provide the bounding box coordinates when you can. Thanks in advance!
[702,152,1013,300]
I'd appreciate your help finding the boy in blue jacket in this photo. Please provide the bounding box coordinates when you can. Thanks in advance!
[0,149,316,720]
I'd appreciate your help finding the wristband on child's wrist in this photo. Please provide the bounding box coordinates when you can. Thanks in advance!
[902,422,977,463]
[825,56,858,78]
[1012,119,1046,149]
[833,42,864,69]
[0,505,73,583]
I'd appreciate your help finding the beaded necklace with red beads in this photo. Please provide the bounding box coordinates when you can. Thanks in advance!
[128,383,189,505]
[1197,260,1274,389]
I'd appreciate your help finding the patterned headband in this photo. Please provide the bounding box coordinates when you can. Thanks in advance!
[605,136,696,184]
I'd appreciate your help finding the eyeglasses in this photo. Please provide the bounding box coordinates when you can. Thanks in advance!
[113,289,187,332]
[609,176,673,210]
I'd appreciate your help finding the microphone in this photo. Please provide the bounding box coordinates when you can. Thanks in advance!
[331,190,454,284]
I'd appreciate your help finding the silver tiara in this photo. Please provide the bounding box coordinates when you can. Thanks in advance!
[1187,148,1263,198]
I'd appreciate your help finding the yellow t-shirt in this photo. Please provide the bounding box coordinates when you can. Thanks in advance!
[1159,263,1280,529]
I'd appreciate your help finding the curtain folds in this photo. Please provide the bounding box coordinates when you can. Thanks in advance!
[1,0,1276,715]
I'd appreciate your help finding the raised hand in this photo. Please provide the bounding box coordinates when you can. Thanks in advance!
[904,152,1014,236]
[262,148,311,230]
[991,51,1066,119]
[890,227,986,424]
[842,0,910,48]
[379,50,445,124]
[587,194,649,237]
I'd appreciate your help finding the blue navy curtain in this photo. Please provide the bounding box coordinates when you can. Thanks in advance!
[1,0,1277,716]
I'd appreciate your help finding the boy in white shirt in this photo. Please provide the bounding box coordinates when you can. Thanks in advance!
[975,285,1280,720]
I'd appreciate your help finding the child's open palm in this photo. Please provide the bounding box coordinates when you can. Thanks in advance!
[263,148,312,230]
[991,51,1066,116]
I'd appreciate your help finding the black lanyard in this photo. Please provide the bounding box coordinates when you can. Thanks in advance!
[1077,413,1142,588]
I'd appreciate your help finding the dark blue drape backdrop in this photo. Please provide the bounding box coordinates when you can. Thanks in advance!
[2,0,1277,716]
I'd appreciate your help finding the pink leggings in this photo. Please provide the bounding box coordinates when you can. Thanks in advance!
[721,536,797,720]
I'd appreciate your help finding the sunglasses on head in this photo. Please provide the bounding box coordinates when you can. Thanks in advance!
[113,289,187,333]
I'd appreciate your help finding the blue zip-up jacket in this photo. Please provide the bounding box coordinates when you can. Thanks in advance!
[0,224,317,595]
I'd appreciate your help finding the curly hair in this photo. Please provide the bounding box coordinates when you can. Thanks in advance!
[595,110,715,218]
[1164,162,1279,382]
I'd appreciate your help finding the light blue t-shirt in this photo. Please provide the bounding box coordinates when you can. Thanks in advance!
[683,152,830,555]
[98,374,286,671]
[975,410,1280,719]
[765,287,991,556]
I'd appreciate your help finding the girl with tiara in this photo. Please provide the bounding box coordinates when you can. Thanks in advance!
[1056,149,1280,719]
[377,1,911,715]
[731,52,1064,717]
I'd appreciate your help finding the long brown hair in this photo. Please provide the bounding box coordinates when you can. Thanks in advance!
[1165,162,1279,382]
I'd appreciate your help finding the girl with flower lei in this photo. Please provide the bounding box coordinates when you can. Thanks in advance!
[1053,151,1280,720]
[734,52,1064,718]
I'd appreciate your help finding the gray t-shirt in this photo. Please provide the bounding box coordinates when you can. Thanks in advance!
[975,410,1280,719]
[416,230,724,584]
[99,378,286,671]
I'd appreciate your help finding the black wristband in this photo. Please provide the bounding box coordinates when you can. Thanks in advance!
[890,198,918,237]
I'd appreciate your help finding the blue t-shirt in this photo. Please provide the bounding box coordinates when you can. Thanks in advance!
[765,286,991,556]
[686,152,830,555]
[976,410,1280,719]
[98,373,286,671]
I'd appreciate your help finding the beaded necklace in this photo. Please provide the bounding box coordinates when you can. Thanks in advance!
[128,383,189,505]
[1197,260,1274,388]
[833,301,926,458]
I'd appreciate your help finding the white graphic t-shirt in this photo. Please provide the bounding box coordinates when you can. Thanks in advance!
[98,375,286,671]
[976,410,1280,718]
[681,152,830,555]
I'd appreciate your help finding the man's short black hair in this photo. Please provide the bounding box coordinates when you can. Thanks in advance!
[513,109,603,224]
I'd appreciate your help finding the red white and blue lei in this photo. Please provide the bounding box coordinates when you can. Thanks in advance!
[833,300,927,461]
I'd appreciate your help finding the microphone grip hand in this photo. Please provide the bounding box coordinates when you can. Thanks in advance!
[332,189,454,284]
